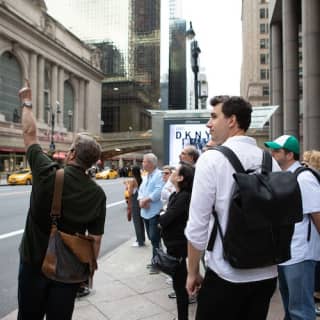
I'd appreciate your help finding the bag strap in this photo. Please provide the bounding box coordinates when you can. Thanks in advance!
[295,166,320,184]
[212,146,245,173]
[207,208,224,251]
[294,166,320,241]
[262,150,273,174]
[51,168,64,219]
[206,146,244,252]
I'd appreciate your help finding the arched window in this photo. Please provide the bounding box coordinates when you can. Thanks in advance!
[0,52,22,122]
[64,81,74,131]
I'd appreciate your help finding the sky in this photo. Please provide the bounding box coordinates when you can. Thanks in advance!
[45,0,242,98]
[182,0,242,97]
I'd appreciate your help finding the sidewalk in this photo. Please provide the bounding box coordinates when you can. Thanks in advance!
[2,239,285,320]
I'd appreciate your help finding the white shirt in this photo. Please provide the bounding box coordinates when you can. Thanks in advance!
[280,161,320,265]
[161,179,176,208]
[185,135,279,283]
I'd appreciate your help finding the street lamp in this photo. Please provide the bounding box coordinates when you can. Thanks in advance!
[186,21,201,110]
[47,101,61,153]
[68,109,73,132]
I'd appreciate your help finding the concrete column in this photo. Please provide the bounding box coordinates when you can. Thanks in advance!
[37,56,45,122]
[270,23,283,139]
[282,0,300,138]
[78,79,85,131]
[58,67,64,128]
[302,0,320,150]
[73,79,80,133]
[84,81,89,131]
[29,53,38,119]
[50,64,58,112]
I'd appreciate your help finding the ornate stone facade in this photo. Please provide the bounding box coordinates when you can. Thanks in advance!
[0,0,104,172]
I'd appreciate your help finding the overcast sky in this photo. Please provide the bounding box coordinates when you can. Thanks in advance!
[182,0,242,98]
[46,0,242,99]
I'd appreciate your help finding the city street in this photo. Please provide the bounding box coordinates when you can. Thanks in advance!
[0,178,134,318]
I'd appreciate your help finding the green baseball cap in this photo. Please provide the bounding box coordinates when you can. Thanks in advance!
[264,135,300,155]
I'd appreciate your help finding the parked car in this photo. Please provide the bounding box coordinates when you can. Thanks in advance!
[95,168,118,180]
[7,169,32,185]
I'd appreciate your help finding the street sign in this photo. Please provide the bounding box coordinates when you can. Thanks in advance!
[250,105,279,129]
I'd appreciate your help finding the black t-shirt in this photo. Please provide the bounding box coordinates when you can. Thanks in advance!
[19,144,106,269]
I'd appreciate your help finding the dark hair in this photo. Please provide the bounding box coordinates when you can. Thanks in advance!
[210,96,252,131]
[283,149,300,161]
[177,162,195,192]
[132,165,142,187]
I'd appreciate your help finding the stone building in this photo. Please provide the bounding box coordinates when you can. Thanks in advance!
[0,0,104,172]
[241,0,270,106]
[269,0,320,150]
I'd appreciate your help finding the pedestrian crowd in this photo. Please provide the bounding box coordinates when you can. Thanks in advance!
[15,80,320,320]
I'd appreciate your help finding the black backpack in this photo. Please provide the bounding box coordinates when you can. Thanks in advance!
[294,166,320,241]
[207,146,303,269]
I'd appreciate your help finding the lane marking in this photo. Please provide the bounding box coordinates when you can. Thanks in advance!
[107,200,125,208]
[0,200,126,240]
[0,229,24,240]
[0,191,31,197]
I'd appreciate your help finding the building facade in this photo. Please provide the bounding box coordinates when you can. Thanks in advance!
[241,0,270,106]
[0,0,104,172]
[46,0,161,134]
[269,0,320,150]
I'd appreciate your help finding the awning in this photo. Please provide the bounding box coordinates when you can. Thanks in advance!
[53,152,66,160]
[250,105,279,129]
[0,147,25,153]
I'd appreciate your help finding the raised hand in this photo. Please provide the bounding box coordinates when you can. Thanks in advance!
[19,79,32,103]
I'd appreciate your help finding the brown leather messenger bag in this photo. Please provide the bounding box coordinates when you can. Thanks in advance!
[41,168,97,287]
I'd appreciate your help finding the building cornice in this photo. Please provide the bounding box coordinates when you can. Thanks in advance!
[0,4,104,81]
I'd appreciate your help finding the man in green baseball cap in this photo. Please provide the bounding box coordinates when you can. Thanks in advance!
[264,135,300,170]
[265,134,320,319]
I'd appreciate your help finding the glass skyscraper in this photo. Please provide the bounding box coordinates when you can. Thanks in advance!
[46,0,161,132]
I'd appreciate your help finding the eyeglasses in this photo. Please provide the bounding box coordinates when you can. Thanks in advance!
[162,171,170,175]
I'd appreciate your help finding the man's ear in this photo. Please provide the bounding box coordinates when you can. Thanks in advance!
[228,114,237,128]
[69,150,76,160]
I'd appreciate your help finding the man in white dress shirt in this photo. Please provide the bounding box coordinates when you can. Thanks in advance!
[185,96,280,319]
[265,135,320,320]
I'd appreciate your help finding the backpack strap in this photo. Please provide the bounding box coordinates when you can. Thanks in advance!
[207,208,224,251]
[295,166,320,184]
[294,166,320,241]
[262,151,273,174]
[212,146,245,173]
[207,146,244,251]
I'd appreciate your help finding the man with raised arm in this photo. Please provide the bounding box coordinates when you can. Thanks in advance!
[17,80,106,319]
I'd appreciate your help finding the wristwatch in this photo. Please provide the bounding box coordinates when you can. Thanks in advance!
[22,101,32,108]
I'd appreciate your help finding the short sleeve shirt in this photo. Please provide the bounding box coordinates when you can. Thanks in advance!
[279,161,320,265]
[19,144,106,268]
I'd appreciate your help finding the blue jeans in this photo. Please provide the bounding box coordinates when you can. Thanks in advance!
[278,260,317,320]
[143,215,160,260]
[18,261,80,320]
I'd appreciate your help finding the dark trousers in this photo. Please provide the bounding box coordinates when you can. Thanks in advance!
[132,207,145,246]
[18,261,80,320]
[143,215,160,259]
[172,259,189,320]
[196,268,277,320]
